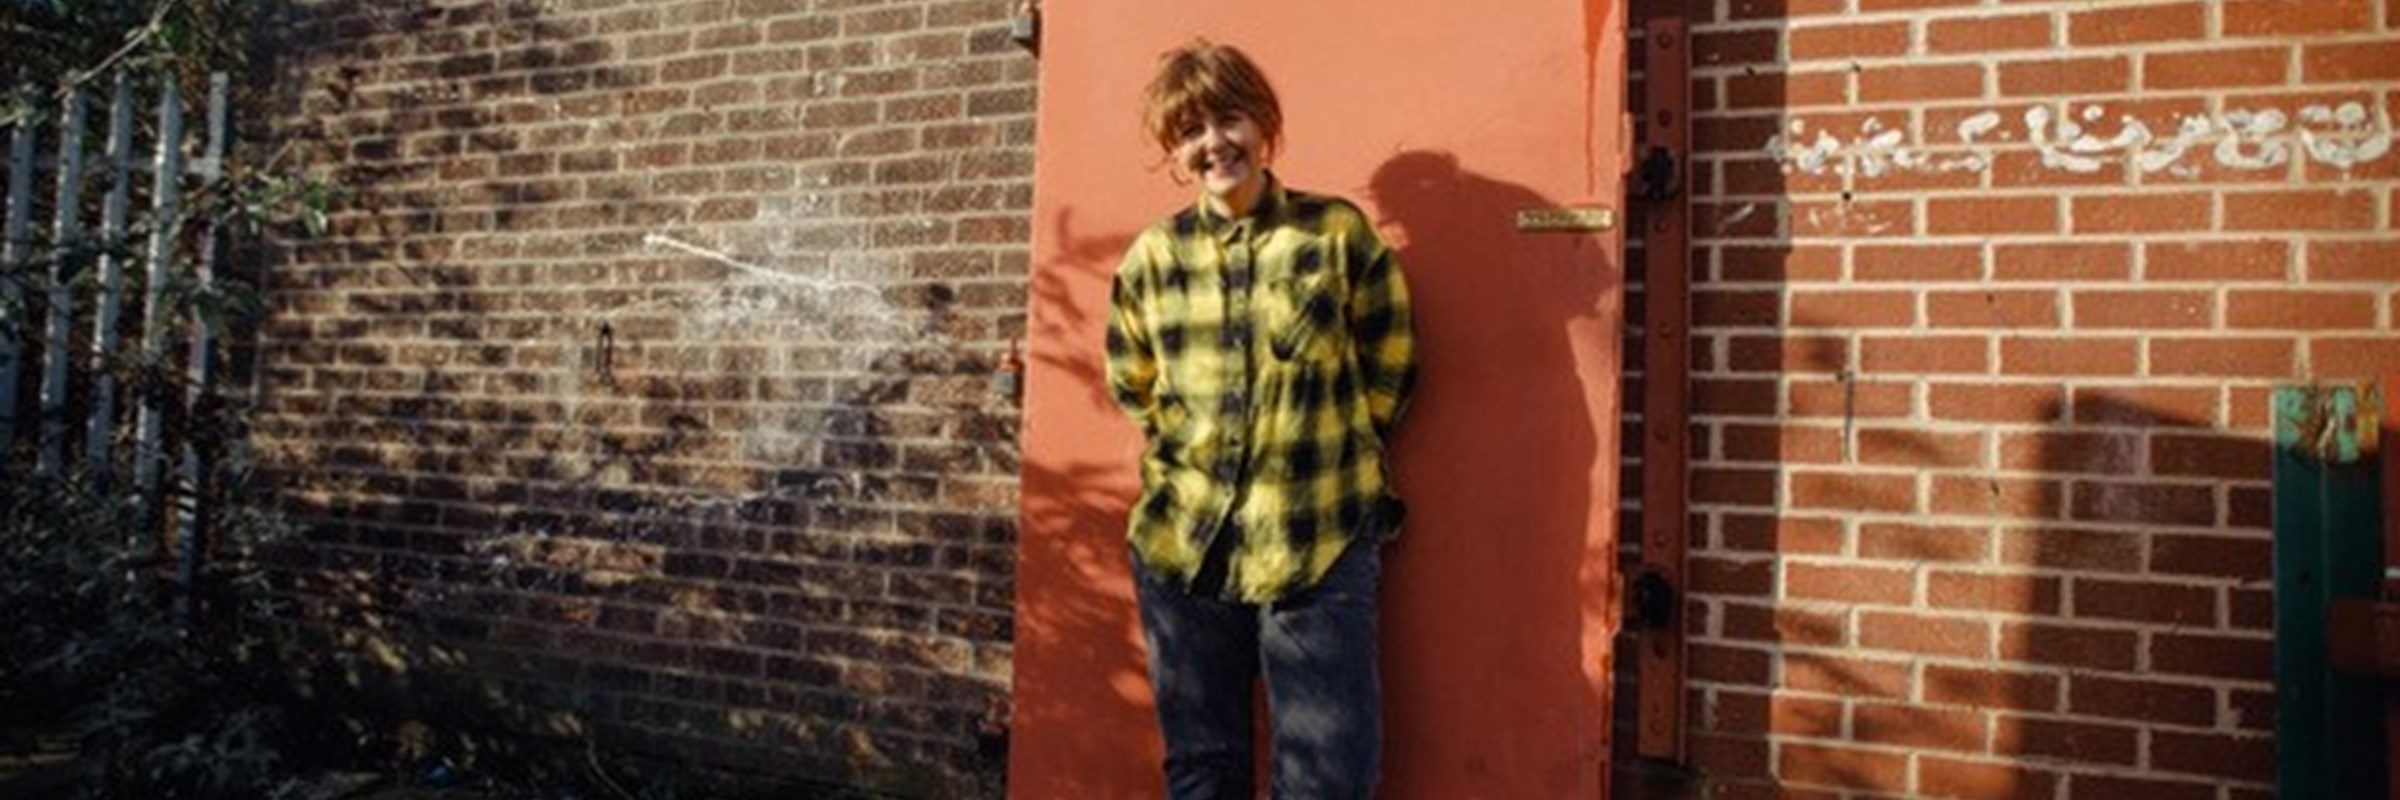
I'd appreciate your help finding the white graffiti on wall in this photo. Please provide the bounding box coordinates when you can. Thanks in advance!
[1766,102,2394,180]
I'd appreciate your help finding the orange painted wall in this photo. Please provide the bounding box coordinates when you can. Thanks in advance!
[1011,2,1628,797]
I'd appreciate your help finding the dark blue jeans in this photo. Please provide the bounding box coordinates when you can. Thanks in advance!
[1133,537,1383,800]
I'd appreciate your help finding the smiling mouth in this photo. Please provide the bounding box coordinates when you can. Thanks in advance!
[1199,149,1248,177]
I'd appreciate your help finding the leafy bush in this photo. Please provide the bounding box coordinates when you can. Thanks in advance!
[0,466,316,800]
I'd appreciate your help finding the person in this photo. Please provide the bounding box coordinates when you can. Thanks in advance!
[1103,39,1418,800]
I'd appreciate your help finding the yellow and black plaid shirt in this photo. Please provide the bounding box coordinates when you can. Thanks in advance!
[1106,177,1418,602]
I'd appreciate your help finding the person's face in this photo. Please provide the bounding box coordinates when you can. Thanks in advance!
[1174,108,1272,212]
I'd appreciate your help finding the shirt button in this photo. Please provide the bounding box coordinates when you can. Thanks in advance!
[1213,461,1238,481]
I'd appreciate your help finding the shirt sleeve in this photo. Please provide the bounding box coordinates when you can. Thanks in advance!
[1347,228,1417,439]
[1105,239,1162,432]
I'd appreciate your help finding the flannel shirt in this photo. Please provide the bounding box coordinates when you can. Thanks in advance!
[1105,176,1418,602]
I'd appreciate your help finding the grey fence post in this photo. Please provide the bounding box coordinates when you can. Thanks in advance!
[39,88,90,478]
[87,75,135,473]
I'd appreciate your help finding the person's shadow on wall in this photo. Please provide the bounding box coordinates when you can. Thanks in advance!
[1367,149,1621,795]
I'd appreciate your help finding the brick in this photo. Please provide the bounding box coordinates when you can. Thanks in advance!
[2231,586,2276,631]
[1932,475,2062,519]
[2313,337,2400,378]
[1792,471,1919,513]
[1724,156,1843,196]
[2001,622,2137,670]
[1989,149,2128,188]
[2068,775,2216,800]
[2000,431,2136,476]
[1787,561,1914,604]
[2310,240,2400,281]
[1729,0,1851,17]
[2070,193,2210,234]
[1790,290,1915,328]
[1722,603,1849,646]
[1695,290,1782,327]
[2146,240,2290,281]
[2072,386,2221,427]
[1917,756,2059,800]
[1788,378,1913,419]
[2077,578,2217,627]
[2151,631,2274,680]
[1928,14,2053,54]
[2000,527,2142,572]
[2001,337,2136,377]
[2072,675,2217,727]
[1696,465,1777,504]
[1855,703,1986,752]
[1862,335,1989,374]
[1997,717,2140,768]
[2229,688,2276,732]
[1695,29,1781,67]
[1930,383,2063,424]
[1857,0,1979,9]
[2146,46,2292,90]
[1995,243,2130,282]
[1999,56,2132,97]
[2229,0,2377,35]
[2226,189,2378,231]
[1730,335,1851,374]
[1778,743,1908,792]
[1688,735,1770,779]
[1929,571,2062,615]
[1789,21,1911,61]
[2069,2,2205,45]
[1929,196,2057,235]
[2150,731,2275,782]
[1791,199,1915,238]
[1925,665,2059,711]
[1693,555,1777,598]
[2151,435,2273,480]
[1860,63,1987,102]
[1720,514,1846,555]
[2071,481,2216,527]
[1695,379,1780,416]
[1855,244,1982,282]
[1857,428,1984,469]
[1929,290,2061,329]
[2303,40,2400,82]
[1727,70,1849,110]
[1692,643,1774,684]
[1719,245,1841,282]
[1723,422,1845,463]
[2229,484,2276,530]
[1782,652,1913,699]
[1860,611,1991,658]
[2070,290,2212,329]
[2226,289,2380,329]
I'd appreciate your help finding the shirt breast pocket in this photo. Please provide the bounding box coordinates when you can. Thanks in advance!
[1268,272,1342,364]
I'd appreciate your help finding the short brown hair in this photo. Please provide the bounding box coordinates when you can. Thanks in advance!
[1142,40,1283,157]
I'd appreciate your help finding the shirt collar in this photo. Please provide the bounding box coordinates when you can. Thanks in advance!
[1194,172,1289,238]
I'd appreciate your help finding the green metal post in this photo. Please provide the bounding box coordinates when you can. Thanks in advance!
[2275,384,2388,800]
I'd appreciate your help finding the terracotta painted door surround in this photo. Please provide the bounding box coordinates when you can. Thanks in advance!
[1012,2,1630,797]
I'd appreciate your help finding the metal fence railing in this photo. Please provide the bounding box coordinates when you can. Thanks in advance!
[2,72,233,592]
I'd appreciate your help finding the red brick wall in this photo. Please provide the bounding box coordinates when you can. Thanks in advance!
[257,0,1034,794]
[252,0,2398,795]
[1637,0,2400,797]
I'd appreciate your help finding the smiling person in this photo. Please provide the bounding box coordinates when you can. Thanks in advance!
[1104,39,1419,800]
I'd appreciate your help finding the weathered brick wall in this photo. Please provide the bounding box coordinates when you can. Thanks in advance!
[255,0,1034,794]
[1637,0,2400,797]
[250,0,2399,795]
